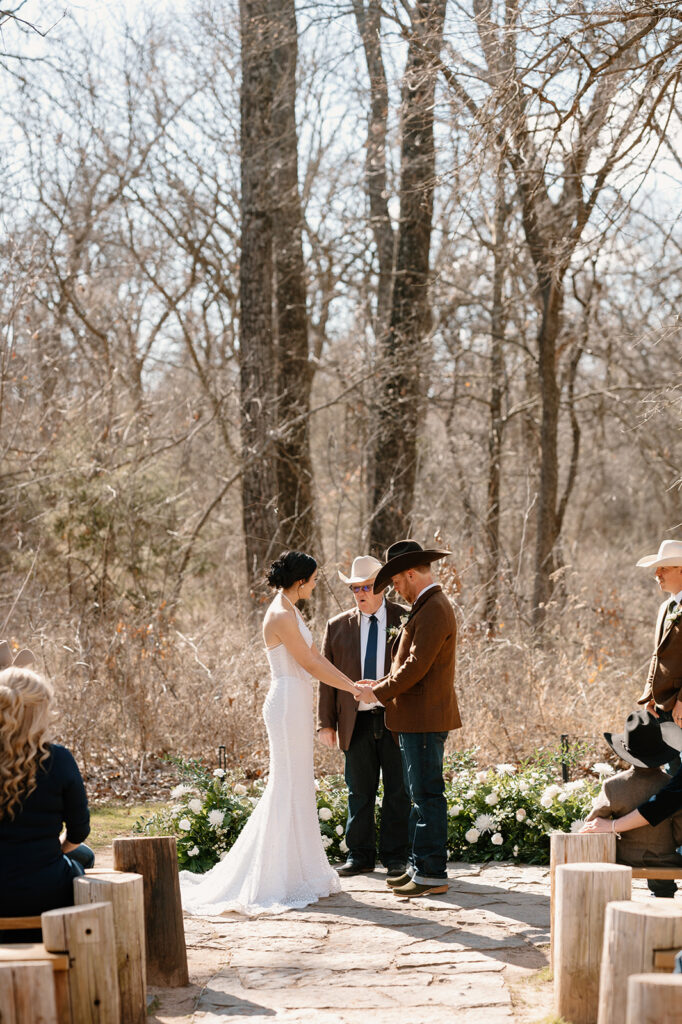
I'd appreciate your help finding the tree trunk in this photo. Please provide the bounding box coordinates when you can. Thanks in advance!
[369,0,446,554]
[484,158,508,631]
[239,0,280,588]
[270,0,319,559]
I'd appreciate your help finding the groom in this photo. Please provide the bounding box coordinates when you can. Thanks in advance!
[356,540,460,898]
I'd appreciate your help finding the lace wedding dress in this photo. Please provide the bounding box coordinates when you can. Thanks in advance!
[180,606,341,916]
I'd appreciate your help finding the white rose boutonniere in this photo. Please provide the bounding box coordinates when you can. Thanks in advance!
[387,614,409,642]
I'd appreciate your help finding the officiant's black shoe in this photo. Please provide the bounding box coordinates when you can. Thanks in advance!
[336,861,374,877]
[386,862,407,879]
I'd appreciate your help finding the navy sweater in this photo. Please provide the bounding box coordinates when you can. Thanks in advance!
[0,743,90,916]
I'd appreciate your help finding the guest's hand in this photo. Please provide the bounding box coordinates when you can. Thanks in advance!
[354,684,376,703]
[318,727,337,749]
[579,817,614,834]
[647,699,659,718]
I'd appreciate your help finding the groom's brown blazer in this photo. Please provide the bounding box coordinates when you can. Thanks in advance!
[318,598,406,751]
[373,585,461,734]
[637,598,682,711]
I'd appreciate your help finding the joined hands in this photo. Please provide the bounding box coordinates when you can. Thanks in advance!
[354,680,378,703]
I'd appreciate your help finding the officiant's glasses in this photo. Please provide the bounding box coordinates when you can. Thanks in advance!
[350,584,373,593]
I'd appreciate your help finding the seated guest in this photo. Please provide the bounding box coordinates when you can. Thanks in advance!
[585,709,682,897]
[0,645,94,936]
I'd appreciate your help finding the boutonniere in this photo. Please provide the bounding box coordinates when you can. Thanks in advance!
[665,603,682,627]
[387,614,409,642]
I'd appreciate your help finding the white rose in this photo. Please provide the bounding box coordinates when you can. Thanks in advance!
[518,781,530,794]
[234,783,248,796]
[318,807,332,821]
[491,833,503,846]
[208,810,225,828]
[558,792,569,803]
[336,825,344,836]
[515,808,527,822]
[540,794,553,808]
[178,818,191,831]
[187,846,199,857]
[496,763,516,776]
[321,836,332,849]
[188,798,203,814]
[475,770,489,782]
[465,828,480,843]
[465,789,476,799]
[213,768,226,778]
[448,804,463,817]
[485,792,499,806]
[513,844,519,857]
[339,839,348,853]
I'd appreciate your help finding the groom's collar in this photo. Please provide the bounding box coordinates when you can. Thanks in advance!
[410,583,442,614]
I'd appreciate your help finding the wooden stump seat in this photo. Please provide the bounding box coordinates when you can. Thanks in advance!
[549,831,617,966]
[0,960,59,1024]
[626,972,682,1024]
[113,836,188,987]
[553,862,632,1024]
[598,900,682,1024]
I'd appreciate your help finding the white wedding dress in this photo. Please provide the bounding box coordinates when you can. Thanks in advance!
[179,606,341,916]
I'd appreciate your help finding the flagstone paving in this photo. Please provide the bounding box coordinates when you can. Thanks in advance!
[148,862,560,1024]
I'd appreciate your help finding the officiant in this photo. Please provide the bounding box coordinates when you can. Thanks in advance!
[317,555,410,878]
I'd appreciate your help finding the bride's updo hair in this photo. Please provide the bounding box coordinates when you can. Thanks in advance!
[266,551,317,590]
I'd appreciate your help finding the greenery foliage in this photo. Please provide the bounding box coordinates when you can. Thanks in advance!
[137,746,604,872]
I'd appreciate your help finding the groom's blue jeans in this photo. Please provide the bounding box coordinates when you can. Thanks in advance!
[399,731,449,884]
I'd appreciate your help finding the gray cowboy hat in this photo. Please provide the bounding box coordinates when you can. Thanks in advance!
[373,539,451,594]
[604,709,682,769]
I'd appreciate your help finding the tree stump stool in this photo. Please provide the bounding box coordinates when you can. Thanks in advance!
[113,836,188,987]
[0,961,58,1024]
[554,862,631,1024]
[42,901,120,1024]
[626,973,682,1024]
[549,831,617,967]
[597,901,682,1024]
[75,871,146,1024]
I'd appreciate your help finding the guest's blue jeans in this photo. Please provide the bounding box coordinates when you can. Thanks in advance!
[399,731,449,884]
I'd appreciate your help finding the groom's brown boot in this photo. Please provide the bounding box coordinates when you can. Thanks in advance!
[386,871,411,888]
[392,880,448,898]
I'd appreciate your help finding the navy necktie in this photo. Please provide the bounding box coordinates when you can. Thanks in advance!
[364,615,378,680]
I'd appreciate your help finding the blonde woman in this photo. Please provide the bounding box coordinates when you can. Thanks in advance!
[0,648,93,929]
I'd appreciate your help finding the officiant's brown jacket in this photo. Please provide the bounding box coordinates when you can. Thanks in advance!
[636,598,682,711]
[317,599,406,750]
[587,766,682,868]
[373,585,461,734]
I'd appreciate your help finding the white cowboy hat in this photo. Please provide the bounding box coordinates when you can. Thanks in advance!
[636,539,682,568]
[338,555,383,586]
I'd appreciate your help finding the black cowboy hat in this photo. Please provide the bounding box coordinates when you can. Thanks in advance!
[604,709,682,769]
[373,539,451,594]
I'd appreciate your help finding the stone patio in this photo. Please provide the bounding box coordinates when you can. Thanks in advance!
[149,862,562,1024]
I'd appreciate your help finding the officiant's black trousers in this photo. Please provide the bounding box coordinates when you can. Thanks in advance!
[344,710,410,867]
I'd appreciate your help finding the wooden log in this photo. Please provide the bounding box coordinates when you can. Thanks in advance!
[0,961,58,1024]
[626,973,682,1024]
[554,862,631,1024]
[113,836,188,987]
[75,872,146,1024]
[598,901,682,1024]
[42,902,120,1024]
[549,831,617,968]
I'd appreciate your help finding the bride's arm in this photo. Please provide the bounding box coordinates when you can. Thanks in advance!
[270,612,361,696]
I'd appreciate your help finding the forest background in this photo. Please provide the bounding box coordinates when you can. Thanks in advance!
[1,0,680,796]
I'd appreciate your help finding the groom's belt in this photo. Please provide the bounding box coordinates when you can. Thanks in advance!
[357,706,383,715]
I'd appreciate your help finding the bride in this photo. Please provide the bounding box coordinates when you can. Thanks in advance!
[180,550,363,916]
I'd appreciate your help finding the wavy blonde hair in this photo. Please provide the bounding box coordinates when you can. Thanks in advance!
[0,667,53,821]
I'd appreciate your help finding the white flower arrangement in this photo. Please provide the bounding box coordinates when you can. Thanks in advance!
[484,791,499,806]
[178,818,192,831]
[491,833,503,846]
[496,764,516,776]
[476,770,490,783]
[170,784,195,800]
[233,783,248,796]
[335,825,344,836]
[592,762,615,777]
[474,813,496,833]
[449,804,463,817]
[318,807,332,821]
[188,798,203,814]
[515,808,527,822]
[208,810,225,828]
[187,846,199,857]
[339,838,348,853]
[213,768,226,778]
[570,819,586,833]
[465,828,480,843]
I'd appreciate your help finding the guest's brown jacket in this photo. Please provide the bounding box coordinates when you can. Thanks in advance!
[587,766,682,868]
[636,599,682,711]
[373,585,461,734]
[317,599,406,751]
